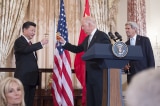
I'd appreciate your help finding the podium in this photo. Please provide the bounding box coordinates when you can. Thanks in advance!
[82,43,143,106]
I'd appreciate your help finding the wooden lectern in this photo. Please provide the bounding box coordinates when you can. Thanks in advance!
[82,43,143,106]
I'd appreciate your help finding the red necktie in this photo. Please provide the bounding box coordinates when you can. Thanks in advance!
[29,41,32,45]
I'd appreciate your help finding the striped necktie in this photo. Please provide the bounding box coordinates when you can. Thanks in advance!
[88,35,92,47]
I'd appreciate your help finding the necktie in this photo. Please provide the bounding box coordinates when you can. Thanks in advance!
[28,41,37,59]
[130,38,135,46]
[29,41,32,45]
[88,36,91,47]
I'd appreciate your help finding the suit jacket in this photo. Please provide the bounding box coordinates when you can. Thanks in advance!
[125,35,155,74]
[63,29,111,106]
[63,29,111,73]
[14,36,43,85]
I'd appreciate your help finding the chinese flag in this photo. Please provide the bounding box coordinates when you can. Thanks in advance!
[74,0,90,106]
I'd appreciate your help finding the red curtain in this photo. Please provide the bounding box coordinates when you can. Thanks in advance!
[127,0,146,36]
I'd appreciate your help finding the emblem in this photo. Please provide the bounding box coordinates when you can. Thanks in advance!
[112,41,128,58]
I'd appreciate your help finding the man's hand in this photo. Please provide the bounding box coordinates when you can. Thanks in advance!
[124,64,130,71]
[56,32,66,44]
[123,64,130,74]
[41,38,48,45]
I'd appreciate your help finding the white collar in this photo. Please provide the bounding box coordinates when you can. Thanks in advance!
[22,35,30,43]
[131,34,137,40]
[89,28,97,40]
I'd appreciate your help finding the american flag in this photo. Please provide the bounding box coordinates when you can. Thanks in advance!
[52,0,74,105]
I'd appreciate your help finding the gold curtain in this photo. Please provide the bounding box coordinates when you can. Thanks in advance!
[24,0,82,69]
[90,0,109,32]
[0,0,121,68]
[90,0,120,33]
[0,0,120,88]
[23,0,83,88]
[0,0,29,67]
[0,0,29,79]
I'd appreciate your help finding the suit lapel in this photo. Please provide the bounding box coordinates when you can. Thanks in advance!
[20,36,29,44]
[21,36,38,60]
[126,39,130,45]
[136,35,141,45]
[88,30,98,48]
[35,51,38,61]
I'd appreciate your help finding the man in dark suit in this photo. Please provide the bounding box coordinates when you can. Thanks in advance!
[124,21,155,84]
[57,16,111,106]
[14,21,48,106]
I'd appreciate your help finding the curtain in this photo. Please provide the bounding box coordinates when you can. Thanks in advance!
[127,0,146,36]
[0,0,29,79]
[0,0,121,68]
[23,0,82,89]
[90,0,120,33]
[0,0,120,88]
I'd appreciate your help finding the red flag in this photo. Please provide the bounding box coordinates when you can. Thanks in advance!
[74,0,90,105]
[52,0,74,105]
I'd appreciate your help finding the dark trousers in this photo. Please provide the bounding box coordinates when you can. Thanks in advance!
[127,74,134,84]
[86,70,103,106]
[24,85,36,106]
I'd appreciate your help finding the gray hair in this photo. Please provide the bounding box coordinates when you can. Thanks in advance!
[125,21,139,31]
[82,16,97,27]
[126,68,160,106]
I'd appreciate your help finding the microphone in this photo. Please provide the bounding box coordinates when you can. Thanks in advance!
[108,32,116,42]
[115,32,122,41]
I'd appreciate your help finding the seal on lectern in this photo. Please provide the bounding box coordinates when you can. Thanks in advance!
[112,41,128,58]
